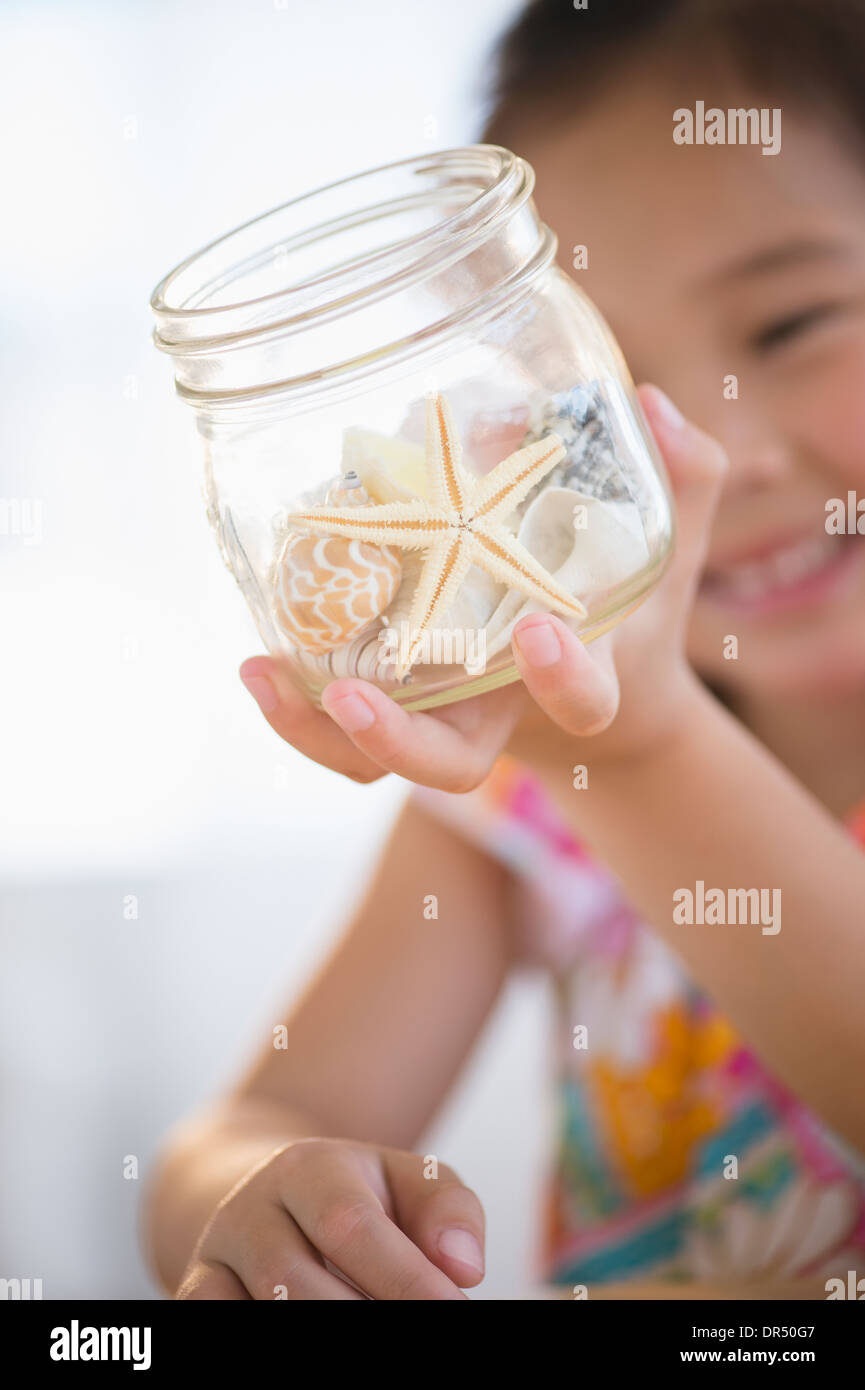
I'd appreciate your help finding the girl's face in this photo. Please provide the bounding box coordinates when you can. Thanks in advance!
[527,74,865,702]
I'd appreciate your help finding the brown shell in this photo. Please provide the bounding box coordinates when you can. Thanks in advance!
[273,532,401,655]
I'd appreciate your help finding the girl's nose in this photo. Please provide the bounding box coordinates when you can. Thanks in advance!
[724,441,793,491]
[694,400,795,492]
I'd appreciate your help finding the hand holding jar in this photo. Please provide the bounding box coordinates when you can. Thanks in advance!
[239,385,727,791]
[150,147,704,787]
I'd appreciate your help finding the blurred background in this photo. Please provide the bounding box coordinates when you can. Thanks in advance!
[0,0,555,1298]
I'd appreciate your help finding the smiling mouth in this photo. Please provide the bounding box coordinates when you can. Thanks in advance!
[700,531,861,615]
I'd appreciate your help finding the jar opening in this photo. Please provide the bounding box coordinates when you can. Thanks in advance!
[150,146,554,407]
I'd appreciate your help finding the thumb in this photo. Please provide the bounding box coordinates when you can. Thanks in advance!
[383,1150,486,1289]
[637,383,728,596]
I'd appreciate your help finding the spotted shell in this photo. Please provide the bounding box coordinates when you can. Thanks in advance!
[273,532,401,655]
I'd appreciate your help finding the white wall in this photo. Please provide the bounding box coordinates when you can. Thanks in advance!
[0,0,552,1300]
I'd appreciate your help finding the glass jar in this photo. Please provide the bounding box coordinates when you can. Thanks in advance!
[151,146,673,711]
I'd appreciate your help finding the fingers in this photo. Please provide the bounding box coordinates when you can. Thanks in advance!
[512,617,619,737]
[204,1200,365,1301]
[176,1260,251,1300]
[510,386,724,739]
[276,1141,466,1300]
[383,1149,485,1289]
[240,655,522,791]
[238,656,385,783]
[319,678,519,793]
[180,1139,484,1302]
[637,384,728,587]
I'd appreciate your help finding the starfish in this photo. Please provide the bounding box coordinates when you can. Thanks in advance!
[284,393,588,679]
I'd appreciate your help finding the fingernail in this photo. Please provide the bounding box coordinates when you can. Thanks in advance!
[240,673,279,714]
[648,387,685,430]
[514,619,561,668]
[323,690,375,733]
[438,1228,484,1275]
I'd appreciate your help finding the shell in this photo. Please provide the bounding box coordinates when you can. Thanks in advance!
[325,470,369,508]
[524,383,637,504]
[341,428,429,499]
[273,532,402,655]
[483,487,650,660]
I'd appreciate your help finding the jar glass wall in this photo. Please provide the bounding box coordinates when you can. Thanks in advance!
[151,147,673,711]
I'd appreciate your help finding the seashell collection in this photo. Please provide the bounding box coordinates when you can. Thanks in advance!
[267,384,650,690]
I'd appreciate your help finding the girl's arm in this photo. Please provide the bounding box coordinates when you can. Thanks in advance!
[235,388,865,1165]
[533,679,865,1157]
[146,799,516,1294]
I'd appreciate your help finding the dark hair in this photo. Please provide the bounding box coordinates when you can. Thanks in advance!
[483,0,865,150]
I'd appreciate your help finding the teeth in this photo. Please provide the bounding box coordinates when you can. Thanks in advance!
[727,563,767,599]
[721,535,838,600]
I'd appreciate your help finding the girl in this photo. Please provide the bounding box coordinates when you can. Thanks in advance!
[147,0,865,1298]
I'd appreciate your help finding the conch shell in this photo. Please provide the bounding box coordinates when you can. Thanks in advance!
[273,532,401,655]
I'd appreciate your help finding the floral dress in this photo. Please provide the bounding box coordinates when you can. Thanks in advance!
[416,760,865,1287]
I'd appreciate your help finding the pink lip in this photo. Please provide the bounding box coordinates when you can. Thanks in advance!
[708,528,817,571]
[700,535,862,618]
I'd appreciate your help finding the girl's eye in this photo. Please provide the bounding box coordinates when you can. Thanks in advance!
[752,303,839,353]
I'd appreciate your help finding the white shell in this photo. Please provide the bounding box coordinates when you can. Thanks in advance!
[483,488,650,659]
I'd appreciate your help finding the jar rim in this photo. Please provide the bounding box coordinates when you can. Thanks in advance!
[150,145,554,407]
[152,145,530,340]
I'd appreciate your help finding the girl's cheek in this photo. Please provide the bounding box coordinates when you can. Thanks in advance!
[685,608,734,684]
[786,334,865,487]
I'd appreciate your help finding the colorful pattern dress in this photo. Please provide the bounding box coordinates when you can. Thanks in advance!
[416,759,865,1288]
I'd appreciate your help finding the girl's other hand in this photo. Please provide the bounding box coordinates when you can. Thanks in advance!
[176,1137,484,1300]
[239,386,727,790]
